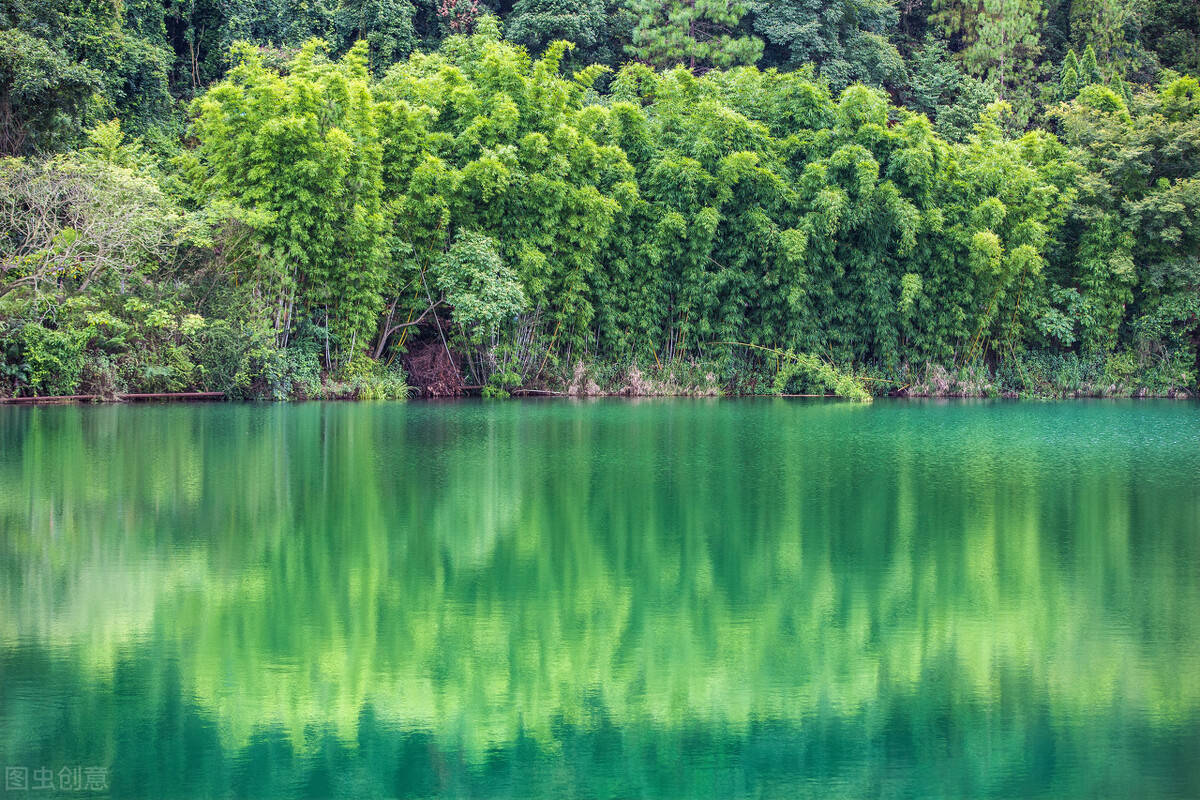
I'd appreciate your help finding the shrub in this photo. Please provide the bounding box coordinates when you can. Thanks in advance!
[4,323,85,396]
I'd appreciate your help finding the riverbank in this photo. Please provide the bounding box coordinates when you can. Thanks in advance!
[447,354,1196,401]
[3,356,1193,403]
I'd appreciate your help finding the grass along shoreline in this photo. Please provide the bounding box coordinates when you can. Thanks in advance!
[3,353,1193,403]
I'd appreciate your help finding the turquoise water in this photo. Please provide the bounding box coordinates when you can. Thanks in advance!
[1,399,1199,798]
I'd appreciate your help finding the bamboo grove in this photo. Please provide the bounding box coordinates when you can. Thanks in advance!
[2,21,1199,397]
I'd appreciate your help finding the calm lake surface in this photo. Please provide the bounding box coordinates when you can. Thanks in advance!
[1,399,1199,799]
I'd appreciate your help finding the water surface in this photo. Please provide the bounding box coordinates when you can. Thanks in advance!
[2,400,1199,798]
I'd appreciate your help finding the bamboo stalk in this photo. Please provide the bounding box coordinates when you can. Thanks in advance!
[531,319,562,382]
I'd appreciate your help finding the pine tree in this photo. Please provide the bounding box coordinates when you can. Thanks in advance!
[1069,0,1135,71]
[962,0,1044,101]
[1079,43,1102,86]
[1062,48,1079,78]
[1107,70,1132,104]
[626,0,763,71]
[1060,66,1080,100]
[1060,49,1080,100]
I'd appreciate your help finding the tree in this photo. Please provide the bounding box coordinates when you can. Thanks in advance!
[435,231,527,343]
[0,31,100,155]
[1052,75,1200,381]
[506,0,633,66]
[1078,42,1102,85]
[0,152,183,302]
[0,0,173,154]
[1059,48,1080,99]
[930,0,982,50]
[373,30,631,381]
[903,35,997,141]
[750,0,907,91]
[1140,0,1199,75]
[961,0,1045,104]
[333,0,418,71]
[1068,0,1136,73]
[625,0,764,71]
[188,40,390,365]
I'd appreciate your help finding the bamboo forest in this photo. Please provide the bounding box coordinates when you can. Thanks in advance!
[2,2,1200,800]
[1,1,1198,398]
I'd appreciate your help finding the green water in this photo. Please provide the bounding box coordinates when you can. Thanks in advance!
[1,400,1199,799]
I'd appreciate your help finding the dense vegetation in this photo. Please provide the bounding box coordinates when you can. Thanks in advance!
[1,0,1198,398]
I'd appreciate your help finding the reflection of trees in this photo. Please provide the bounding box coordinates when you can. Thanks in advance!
[1,401,1199,775]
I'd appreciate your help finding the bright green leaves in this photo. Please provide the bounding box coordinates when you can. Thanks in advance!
[1159,75,1200,121]
[970,230,1005,275]
[1053,74,1200,371]
[375,28,630,365]
[168,25,1173,387]
[898,272,923,318]
[1077,84,1129,117]
[836,85,890,132]
[770,349,872,400]
[1072,215,1135,351]
[436,231,527,343]
[189,40,388,361]
[1060,49,1082,101]
[972,196,1007,230]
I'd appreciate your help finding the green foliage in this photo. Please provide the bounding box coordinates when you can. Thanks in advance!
[3,8,1199,399]
[333,0,418,71]
[375,32,631,365]
[1079,43,1103,86]
[625,0,764,70]
[507,0,605,56]
[962,0,1045,110]
[1076,82,1127,115]
[771,350,872,400]
[0,323,85,395]
[331,351,410,398]
[188,40,389,363]
[1050,74,1200,382]
[2,0,1198,163]
[436,231,527,343]
[1140,0,1200,75]
[0,152,188,304]
[751,0,907,91]
[506,0,632,67]
[1060,49,1081,100]
[904,36,997,141]
[0,0,173,154]
[234,335,323,399]
[0,29,102,154]
[1068,0,1138,74]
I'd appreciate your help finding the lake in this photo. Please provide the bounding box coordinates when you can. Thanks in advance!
[1,400,1198,798]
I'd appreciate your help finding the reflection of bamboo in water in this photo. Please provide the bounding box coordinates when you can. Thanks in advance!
[2,404,1199,760]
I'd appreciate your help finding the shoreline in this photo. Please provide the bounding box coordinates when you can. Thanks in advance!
[2,390,1194,405]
